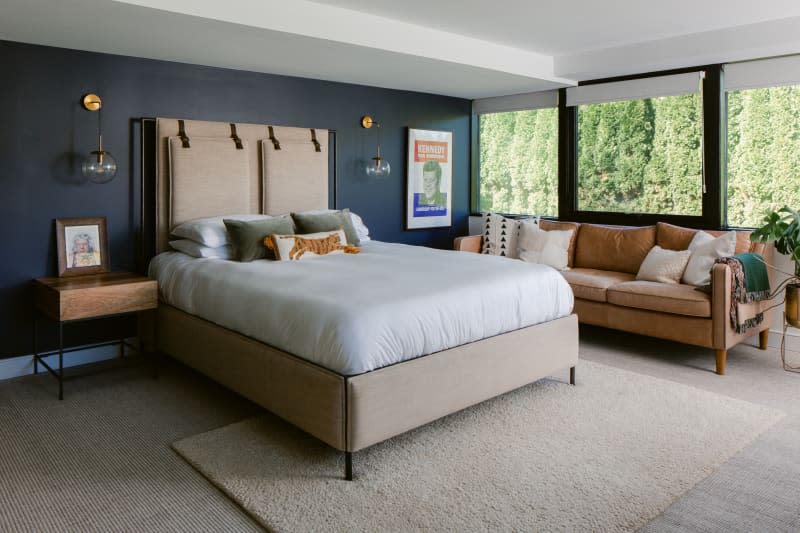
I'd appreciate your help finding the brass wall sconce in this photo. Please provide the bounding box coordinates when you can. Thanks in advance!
[81,93,117,183]
[361,115,390,177]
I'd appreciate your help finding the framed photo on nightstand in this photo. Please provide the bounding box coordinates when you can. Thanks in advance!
[55,216,109,277]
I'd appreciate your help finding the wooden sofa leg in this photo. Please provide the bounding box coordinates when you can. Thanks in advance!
[759,329,769,350]
[715,350,727,375]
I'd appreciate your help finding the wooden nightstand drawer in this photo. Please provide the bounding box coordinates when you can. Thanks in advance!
[34,272,157,321]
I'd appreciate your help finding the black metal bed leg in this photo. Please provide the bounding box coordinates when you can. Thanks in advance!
[345,451,353,481]
[569,366,576,386]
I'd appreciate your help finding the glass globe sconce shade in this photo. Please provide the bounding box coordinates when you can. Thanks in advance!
[361,115,390,177]
[82,136,117,184]
[366,154,390,177]
[81,93,117,183]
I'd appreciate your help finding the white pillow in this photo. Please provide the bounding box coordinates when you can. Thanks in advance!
[636,246,692,284]
[481,213,527,258]
[295,208,371,242]
[681,231,737,286]
[349,211,371,242]
[169,239,233,259]
[269,230,349,261]
[171,214,271,248]
[517,221,573,271]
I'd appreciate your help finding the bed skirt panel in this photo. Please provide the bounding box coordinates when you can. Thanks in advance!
[157,304,346,449]
[346,314,579,451]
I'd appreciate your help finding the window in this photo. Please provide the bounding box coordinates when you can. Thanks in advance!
[725,57,800,228]
[475,91,559,216]
[478,109,558,216]
[569,73,705,217]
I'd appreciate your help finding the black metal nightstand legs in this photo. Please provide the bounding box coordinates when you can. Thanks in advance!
[58,322,64,401]
[33,315,38,375]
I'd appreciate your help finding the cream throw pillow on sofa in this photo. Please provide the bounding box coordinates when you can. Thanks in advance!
[517,221,573,271]
[636,246,692,284]
[681,231,736,286]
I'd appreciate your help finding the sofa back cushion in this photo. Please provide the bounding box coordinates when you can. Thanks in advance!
[656,222,765,255]
[574,224,656,274]
[539,220,580,267]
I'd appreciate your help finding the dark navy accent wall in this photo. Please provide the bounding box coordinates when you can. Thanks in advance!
[0,40,471,359]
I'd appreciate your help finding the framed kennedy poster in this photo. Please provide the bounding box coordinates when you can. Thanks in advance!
[406,128,453,230]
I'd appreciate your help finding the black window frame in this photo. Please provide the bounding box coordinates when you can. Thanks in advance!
[471,64,726,229]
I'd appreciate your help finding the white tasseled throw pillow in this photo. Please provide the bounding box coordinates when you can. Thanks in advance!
[636,246,692,284]
[517,221,574,271]
[481,213,521,258]
[681,231,736,286]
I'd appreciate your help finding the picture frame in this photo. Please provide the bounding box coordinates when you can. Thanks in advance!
[55,217,110,277]
[406,127,453,230]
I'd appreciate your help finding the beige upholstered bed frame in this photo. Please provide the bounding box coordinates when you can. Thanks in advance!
[151,118,579,480]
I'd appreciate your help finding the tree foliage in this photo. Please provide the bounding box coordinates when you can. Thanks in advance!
[727,86,800,227]
[479,108,558,216]
[479,86,800,226]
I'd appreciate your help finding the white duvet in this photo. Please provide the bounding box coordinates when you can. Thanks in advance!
[149,241,574,375]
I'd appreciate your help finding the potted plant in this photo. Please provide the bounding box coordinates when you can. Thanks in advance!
[751,207,800,327]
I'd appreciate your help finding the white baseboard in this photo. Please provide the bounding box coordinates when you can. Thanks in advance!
[0,338,139,382]
[742,327,800,351]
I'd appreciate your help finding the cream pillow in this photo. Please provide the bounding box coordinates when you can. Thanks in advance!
[681,231,736,286]
[517,221,574,271]
[636,246,692,284]
[267,230,353,261]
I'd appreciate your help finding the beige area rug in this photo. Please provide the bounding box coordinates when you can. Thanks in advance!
[172,361,784,532]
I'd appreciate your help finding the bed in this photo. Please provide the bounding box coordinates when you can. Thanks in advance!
[146,118,579,480]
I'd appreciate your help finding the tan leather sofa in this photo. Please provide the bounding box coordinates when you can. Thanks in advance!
[455,221,774,375]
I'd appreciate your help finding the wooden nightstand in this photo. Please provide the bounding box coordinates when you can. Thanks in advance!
[32,271,158,400]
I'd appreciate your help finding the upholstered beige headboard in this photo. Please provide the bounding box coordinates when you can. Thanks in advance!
[155,118,328,253]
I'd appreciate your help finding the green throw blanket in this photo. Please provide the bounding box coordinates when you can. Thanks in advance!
[714,253,771,333]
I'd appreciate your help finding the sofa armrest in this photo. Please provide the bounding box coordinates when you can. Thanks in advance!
[711,263,733,349]
[454,235,482,253]
[711,262,774,351]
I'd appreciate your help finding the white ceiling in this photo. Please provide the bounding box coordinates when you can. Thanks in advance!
[1,0,800,99]
[313,0,800,56]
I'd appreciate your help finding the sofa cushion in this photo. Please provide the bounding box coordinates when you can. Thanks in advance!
[657,222,759,255]
[607,281,711,317]
[561,268,636,302]
[539,220,580,267]
[656,222,698,251]
[706,229,754,255]
[574,224,656,275]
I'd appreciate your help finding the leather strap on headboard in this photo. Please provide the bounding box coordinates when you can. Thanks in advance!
[229,123,244,150]
[177,119,190,148]
[268,126,281,150]
[310,128,321,152]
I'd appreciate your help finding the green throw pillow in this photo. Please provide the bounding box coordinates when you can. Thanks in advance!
[223,216,295,262]
[291,209,360,246]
